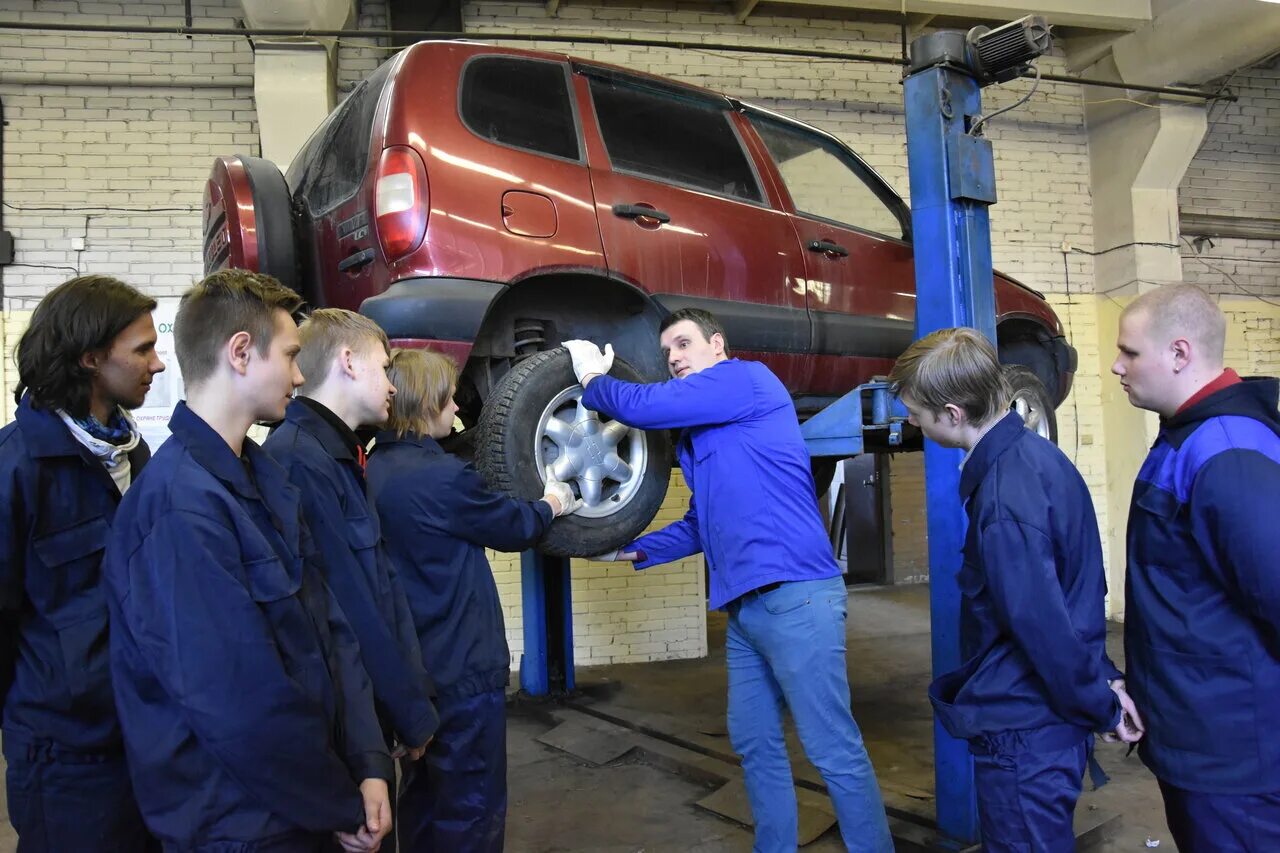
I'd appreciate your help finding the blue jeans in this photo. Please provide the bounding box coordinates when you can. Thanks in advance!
[726,576,892,853]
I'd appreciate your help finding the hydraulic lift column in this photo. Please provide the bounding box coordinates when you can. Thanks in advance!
[902,18,1051,846]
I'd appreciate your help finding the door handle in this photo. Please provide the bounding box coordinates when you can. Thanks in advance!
[612,203,671,224]
[338,247,375,272]
[807,239,849,257]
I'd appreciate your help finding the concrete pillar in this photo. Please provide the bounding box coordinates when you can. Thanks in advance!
[1084,92,1206,617]
[239,0,354,171]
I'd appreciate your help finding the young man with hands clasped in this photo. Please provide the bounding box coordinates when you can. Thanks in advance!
[889,327,1141,853]
[104,271,394,853]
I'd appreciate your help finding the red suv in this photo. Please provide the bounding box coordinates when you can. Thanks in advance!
[204,40,1075,557]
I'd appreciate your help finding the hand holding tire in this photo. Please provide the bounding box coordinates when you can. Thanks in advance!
[562,340,615,385]
[543,465,583,517]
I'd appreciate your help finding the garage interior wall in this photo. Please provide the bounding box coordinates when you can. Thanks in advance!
[1,0,1277,651]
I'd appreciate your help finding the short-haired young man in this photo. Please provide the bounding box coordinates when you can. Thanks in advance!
[1112,283,1280,850]
[563,310,893,853]
[263,309,440,837]
[104,270,393,852]
[0,275,164,850]
[890,327,1141,852]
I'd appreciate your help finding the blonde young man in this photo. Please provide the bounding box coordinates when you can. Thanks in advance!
[1113,284,1280,851]
[104,271,392,853]
[262,309,440,853]
[889,327,1141,853]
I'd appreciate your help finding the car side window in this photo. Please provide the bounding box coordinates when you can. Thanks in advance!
[302,60,394,213]
[750,114,905,239]
[588,77,763,204]
[459,57,580,161]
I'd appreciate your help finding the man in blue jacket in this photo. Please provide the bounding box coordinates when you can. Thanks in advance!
[889,327,1142,852]
[1,275,164,851]
[1112,283,1280,851]
[104,270,393,852]
[564,309,892,853]
[263,309,439,807]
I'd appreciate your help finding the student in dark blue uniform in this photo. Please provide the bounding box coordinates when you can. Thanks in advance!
[263,310,438,750]
[889,327,1142,853]
[0,275,164,852]
[366,349,578,853]
[1112,284,1280,852]
[104,271,393,853]
[264,309,440,853]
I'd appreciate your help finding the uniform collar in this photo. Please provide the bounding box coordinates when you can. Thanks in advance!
[169,400,276,501]
[289,397,360,462]
[1159,376,1280,449]
[15,395,84,458]
[959,412,1026,501]
[371,429,443,455]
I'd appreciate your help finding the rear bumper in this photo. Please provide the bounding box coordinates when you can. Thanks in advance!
[1051,335,1078,406]
[359,276,506,341]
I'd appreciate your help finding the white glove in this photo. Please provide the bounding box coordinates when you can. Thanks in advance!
[543,466,583,517]
[562,340,615,385]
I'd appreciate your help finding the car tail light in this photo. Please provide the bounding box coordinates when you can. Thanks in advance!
[375,146,428,261]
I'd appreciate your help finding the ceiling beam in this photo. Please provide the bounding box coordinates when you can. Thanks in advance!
[743,0,1151,32]
[734,0,763,24]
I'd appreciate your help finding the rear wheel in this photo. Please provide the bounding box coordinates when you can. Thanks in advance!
[1004,365,1057,443]
[202,154,298,291]
[475,349,672,557]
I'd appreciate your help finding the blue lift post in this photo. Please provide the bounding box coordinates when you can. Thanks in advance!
[519,552,575,696]
[802,18,1051,847]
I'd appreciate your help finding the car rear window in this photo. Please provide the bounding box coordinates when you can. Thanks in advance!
[302,59,394,213]
[460,57,580,161]
[749,114,905,238]
[588,77,763,204]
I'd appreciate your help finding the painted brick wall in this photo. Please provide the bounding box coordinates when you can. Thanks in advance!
[1179,56,1280,300]
[492,470,709,669]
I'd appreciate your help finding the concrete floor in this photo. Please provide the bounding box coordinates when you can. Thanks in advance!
[0,585,1173,852]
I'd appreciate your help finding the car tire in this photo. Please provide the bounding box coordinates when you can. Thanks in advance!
[1004,365,1057,444]
[202,154,299,292]
[475,349,673,558]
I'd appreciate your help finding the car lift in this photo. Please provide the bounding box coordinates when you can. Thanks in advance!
[518,16,1052,849]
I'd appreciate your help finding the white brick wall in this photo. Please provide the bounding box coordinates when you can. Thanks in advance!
[1179,56,1280,299]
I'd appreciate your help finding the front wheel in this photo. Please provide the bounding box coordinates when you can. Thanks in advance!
[1004,364,1057,444]
[474,349,673,557]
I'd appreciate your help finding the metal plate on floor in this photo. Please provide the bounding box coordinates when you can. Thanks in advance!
[536,716,637,766]
[695,779,837,846]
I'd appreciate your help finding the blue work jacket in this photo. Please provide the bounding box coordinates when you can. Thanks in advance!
[582,359,840,610]
[104,401,390,847]
[366,432,552,699]
[929,412,1122,745]
[264,399,439,748]
[1125,377,1280,794]
[0,396,149,754]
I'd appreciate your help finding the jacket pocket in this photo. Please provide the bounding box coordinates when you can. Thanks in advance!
[344,513,380,552]
[243,555,302,603]
[31,515,110,626]
[55,612,112,714]
[1137,642,1257,758]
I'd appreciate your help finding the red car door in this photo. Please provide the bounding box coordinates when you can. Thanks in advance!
[576,67,812,388]
[744,110,918,396]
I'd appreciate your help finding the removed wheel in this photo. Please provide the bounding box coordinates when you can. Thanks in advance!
[475,349,673,557]
[1004,364,1057,444]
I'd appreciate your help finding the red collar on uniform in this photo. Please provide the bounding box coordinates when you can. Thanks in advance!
[1175,369,1242,415]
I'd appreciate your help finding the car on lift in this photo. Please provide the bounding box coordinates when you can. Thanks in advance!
[203,40,1075,557]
